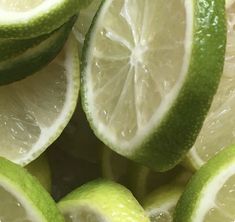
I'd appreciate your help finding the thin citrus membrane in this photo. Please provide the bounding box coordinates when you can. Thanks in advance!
[0,34,79,166]
[82,0,226,170]
[186,0,235,170]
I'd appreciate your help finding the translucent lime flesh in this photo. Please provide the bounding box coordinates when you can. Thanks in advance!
[0,186,32,221]
[202,174,235,221]
[0,51,67,162]
[0,0,44,12]
[187,2,235,169]
[87,0,186,144]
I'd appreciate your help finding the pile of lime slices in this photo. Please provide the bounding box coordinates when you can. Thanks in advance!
[2,0,235,221]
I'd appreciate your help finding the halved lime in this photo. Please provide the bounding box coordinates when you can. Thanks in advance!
[81,0,226,171]
[0,157,64,221]
[0,34,79,166]
[174,145,235,222]
[58,179,150,222]
[143,185,184,222]
[186,0,235,170]
[0,0,80,39]
[0,16,75,85]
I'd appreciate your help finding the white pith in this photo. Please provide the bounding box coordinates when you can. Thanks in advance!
[0,0,68,22]
[85,0,193,153]
[187,0,235,170]
[0,34,79,165]
[191,162,235,222]
[0,175,45,221]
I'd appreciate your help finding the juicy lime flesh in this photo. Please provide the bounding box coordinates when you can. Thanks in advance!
[73,0,102,47]
[203,174,235,221]
[0,0,44,12]
[187,2,235,168]
[0,51,67,162]
[0,185,32,221]
[149,208,174,222]
[87,0,186,144]
[63,207,105,222]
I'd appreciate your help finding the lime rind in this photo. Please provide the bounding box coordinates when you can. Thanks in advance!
[58,179,150,222]
[174,145,235,222]
[81,0,226,171]
[0,0,79,39]
[0,16,76,85]
[0,157,64,221]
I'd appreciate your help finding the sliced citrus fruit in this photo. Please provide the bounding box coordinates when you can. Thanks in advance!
[186,0,235,170]
[0,34,79,166]
[143,185,184,222]
[73,0,102,52]
[81,0,226,171]
[0,16,75,85]
[0,157,64,221]
[58,179,150,222]
[174,145,235,222]
[0,0,80,39]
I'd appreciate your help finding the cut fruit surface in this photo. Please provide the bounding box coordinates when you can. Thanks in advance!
[174,145,235,222]
[81,0,226,171]
[0,0,80,38]
[0,157,64,221]
[58,179,150,222]
[186,0,235,170]
[0,34,79,166]
[143,185,184,222]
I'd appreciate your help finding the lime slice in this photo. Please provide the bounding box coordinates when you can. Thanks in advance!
[174,145,235,222]
[81,0,226,171]
[26,154,51,192]
[58,179,150,222]
[143,185,184,222]
[0,34,79,166]
[0,157,64,221]
[0,0,80,39]
[0,16,75,85]
[186,0,235,170]
[73,0,102,52]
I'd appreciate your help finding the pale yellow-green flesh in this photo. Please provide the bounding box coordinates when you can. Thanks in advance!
[73,0,102,48]
[87,0,186,144]
[202,174,235,221]
[0,50,67,163]
[0,0,44,12]
[187,2,235,169]
[149,207,175,222]
[0,185,32,221]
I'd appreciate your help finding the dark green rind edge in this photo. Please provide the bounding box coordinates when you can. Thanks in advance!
[0,16,76,85]
[81,0,226,172]
[0,157,64,222]
[173,145,235,222]
[0,33,50,62]
[0,0,80,39]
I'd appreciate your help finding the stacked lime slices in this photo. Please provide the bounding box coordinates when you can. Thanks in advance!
[81,0,226,171]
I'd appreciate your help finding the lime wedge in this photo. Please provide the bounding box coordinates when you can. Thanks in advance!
[174,145,235,222]
[143,185,184,222]
[186,0,235,170]
[0,157,64,221]
[0,16,75,85]
[81,0,226,171]
[0,34,79,166]
[58,179,150,222]
[0,0,80,38]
